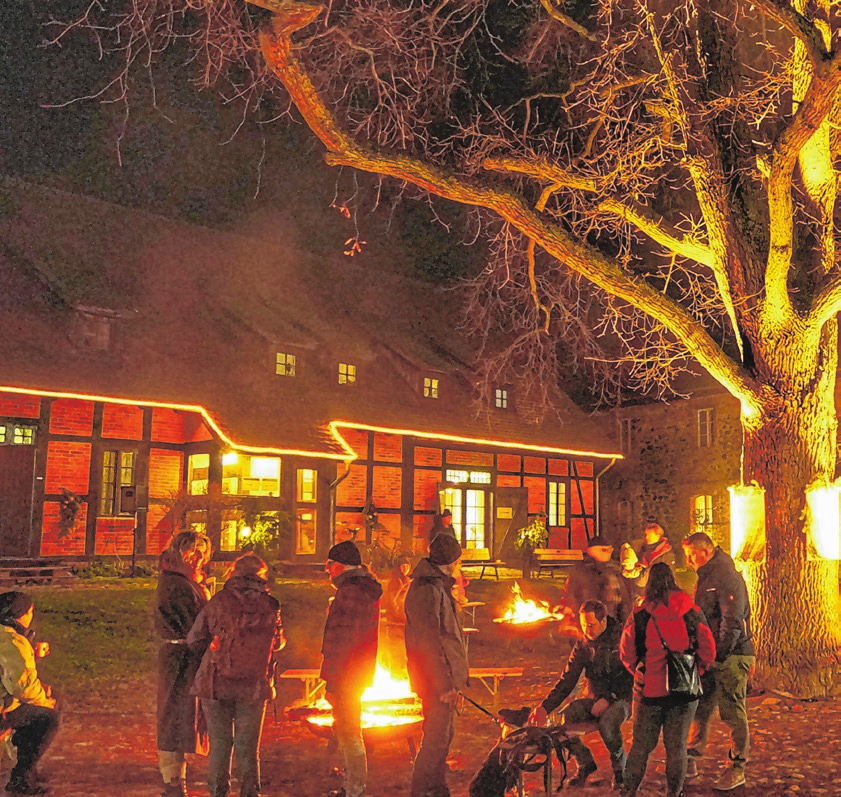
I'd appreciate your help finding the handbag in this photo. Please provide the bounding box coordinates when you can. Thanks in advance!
[651,617,702,698]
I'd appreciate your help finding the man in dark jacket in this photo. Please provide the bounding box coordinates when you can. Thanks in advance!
[528,600,633,789]
[682,533,754,792]
[405,533,468,797]
[321,540,383,797]
[566,536,633,622]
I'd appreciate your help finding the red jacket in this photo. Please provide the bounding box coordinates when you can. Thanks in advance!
[619,590,715,703]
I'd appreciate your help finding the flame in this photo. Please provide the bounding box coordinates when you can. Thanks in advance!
[307,665,422,729]
[493,582,567,625]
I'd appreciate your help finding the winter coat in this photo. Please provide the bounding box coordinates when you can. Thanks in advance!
[0,625,51,714]
[188,575,283,702]
[625,538,676,598]
[320,567,382,693]
[620,590,716,704]
[693,547,754,660]
[153,569,209,752]
[566,556,633,621]
[405,558,468,698]
[541,615,633,714]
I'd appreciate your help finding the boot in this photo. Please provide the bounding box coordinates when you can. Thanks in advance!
[161,778,188,797]
[5,775,48,796]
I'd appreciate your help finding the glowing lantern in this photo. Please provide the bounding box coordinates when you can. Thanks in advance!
[804,480,841,560]
[728,483,766,562]
[239,525,252,538]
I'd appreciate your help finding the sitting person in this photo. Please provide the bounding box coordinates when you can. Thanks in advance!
[528,599,633,789]
[0,591,60,796]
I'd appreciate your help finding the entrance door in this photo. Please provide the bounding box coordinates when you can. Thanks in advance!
[439,485,492,550]
[0,446,36,557]
[494,486,528,561]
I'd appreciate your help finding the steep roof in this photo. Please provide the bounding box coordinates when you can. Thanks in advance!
[0,177,620,460]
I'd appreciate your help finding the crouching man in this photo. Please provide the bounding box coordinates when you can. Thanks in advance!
[528,600,632,790]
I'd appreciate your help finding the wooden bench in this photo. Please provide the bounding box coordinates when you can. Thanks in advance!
[460,547,505,580]
[0,566,76,587]
[532,548,583,578]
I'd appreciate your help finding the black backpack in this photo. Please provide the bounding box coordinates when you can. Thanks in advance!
[211,590,278,681]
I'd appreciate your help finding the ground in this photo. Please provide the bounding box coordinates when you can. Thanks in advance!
[12,576,841,797]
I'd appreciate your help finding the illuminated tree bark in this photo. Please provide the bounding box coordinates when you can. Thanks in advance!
[57,0,841,694]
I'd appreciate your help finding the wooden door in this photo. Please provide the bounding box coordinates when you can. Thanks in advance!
[0,446,36,557]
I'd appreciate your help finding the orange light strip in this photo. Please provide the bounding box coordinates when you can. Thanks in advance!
[0,385,347,461]
[329,420,623,460]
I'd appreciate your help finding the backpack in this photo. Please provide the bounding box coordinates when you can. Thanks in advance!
[210,590,278,681]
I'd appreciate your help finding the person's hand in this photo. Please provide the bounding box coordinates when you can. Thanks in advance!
[591,698,610,718]
[528,706,548,726]
[441,689,459,706]
[35,642,50,658]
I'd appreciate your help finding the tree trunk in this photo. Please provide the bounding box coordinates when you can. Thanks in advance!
[740,328,841,697]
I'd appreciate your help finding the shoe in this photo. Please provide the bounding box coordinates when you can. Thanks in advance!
[5,777,49,795]
[685,758,698,779]
[613,771,624,790]
[713,768,746,791]
[161,778,188,797]
[568,762,598,787]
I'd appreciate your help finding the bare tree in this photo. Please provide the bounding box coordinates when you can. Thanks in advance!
[56,0,841,695]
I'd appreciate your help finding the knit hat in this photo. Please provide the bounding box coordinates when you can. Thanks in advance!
[428,533,462,566]
[441,509,452,518]
[0,591,34,621]
[328,540,362,566]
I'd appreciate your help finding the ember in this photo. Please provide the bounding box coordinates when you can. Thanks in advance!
[493,582,568,625]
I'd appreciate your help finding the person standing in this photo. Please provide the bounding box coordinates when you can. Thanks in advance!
[566,536,633,622]
[381,554,412,676]
[187,554,283,797]
[682,532,754,791]
[427,509,455,544]
[0,591,60,796]
[154,531,213,797]
[619,563,716,797]
[321,541,382,797]
[405,533,468,797]
[528,599,633,789]
[622,522,676,601]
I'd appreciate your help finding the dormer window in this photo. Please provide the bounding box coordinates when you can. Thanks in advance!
[424,377,439,399]
[495,389,508,409]
[276,352,297,377]
[339,363,357,384]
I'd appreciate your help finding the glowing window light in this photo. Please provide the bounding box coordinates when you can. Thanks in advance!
[222,452,239,466]
[805,480,841,560]
[728,483,766,561]
[250,457,280,480]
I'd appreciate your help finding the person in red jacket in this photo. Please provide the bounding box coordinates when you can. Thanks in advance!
[619,563,715,797]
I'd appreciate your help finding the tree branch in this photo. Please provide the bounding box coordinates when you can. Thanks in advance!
[750,0,829,63]
[257,3,762,411]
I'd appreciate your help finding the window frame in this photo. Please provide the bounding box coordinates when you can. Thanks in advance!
[100,448,137,516]
[697,408,714,448]
[0,423,37,446]
[423,377,439,399]
[275,352,297,377]
[338,362,357,385]
[495,388,508,409]
[297,468,317,502]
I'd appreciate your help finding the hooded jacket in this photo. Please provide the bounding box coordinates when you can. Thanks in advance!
[541,615,633,714]
[567,555,633,621]
[188,574,283,702]
[404,558,468,697]
[693,547,754,660]
[320,566,382,692]
[620,590,716,704]
[0,625,51,713]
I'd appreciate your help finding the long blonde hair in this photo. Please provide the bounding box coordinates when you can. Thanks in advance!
[159,530,212,575]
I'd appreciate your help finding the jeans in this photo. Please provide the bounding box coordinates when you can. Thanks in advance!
[411,694,455,797]
[2,703,61,785]
[327,688,367,797]
[563,697,630,777]
[624,699,697,797]
[202,699,266,797]
[688,654,753,767]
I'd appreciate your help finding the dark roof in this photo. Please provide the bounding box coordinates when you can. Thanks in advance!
[0,177,621,460]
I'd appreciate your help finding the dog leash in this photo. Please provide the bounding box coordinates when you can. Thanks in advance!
[458,691,499,723]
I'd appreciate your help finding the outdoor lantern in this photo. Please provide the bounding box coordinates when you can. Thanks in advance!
[804,480,841,560]
[728,483,766,561]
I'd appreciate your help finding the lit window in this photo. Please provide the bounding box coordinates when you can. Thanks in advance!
[446,469,468,483]
[692,494,714,530]
[424,377,439,398]
[240,456,281,496]
[100,450,136,516]
[296,510,317,555]
[0,426,5,444]
[188,453,210,495]
[276,352,297,377]
[548,481,567,526]
[0,424,37,446]
[619,418,632,454]
[298,468,317,502]
[469,471,491,484]
[697,408,714,448]
[338,363,357,384]
[495,389,508,409]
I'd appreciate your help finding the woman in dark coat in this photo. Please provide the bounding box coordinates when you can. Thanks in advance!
[153,531,213,797]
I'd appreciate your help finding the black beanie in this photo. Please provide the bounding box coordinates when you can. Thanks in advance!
[0,591,33,621]
[429,533,462,566]
[328,540,362,566]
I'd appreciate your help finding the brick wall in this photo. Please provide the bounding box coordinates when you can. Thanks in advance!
[146,504,175,556]
[44,441,91,494]
[102,404,144,440]
[49,399,94,436]
[149,448,184,499]
[40,501,87,556]
[95,517,134,555]
[151,408,187,444]
[0,394,41,419]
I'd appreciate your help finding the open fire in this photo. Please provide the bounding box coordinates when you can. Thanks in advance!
[493,581,569,625]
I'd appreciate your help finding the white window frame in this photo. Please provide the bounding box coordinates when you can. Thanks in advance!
[691,494,714,530]
[697,408,714,448]
[495,388,508,409]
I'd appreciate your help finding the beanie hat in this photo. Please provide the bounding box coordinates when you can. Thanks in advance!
[428,533,462,566]
[328,540,362,566]
[0,591,34,621]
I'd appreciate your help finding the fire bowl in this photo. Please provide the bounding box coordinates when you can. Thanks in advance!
[305,714,424,745]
